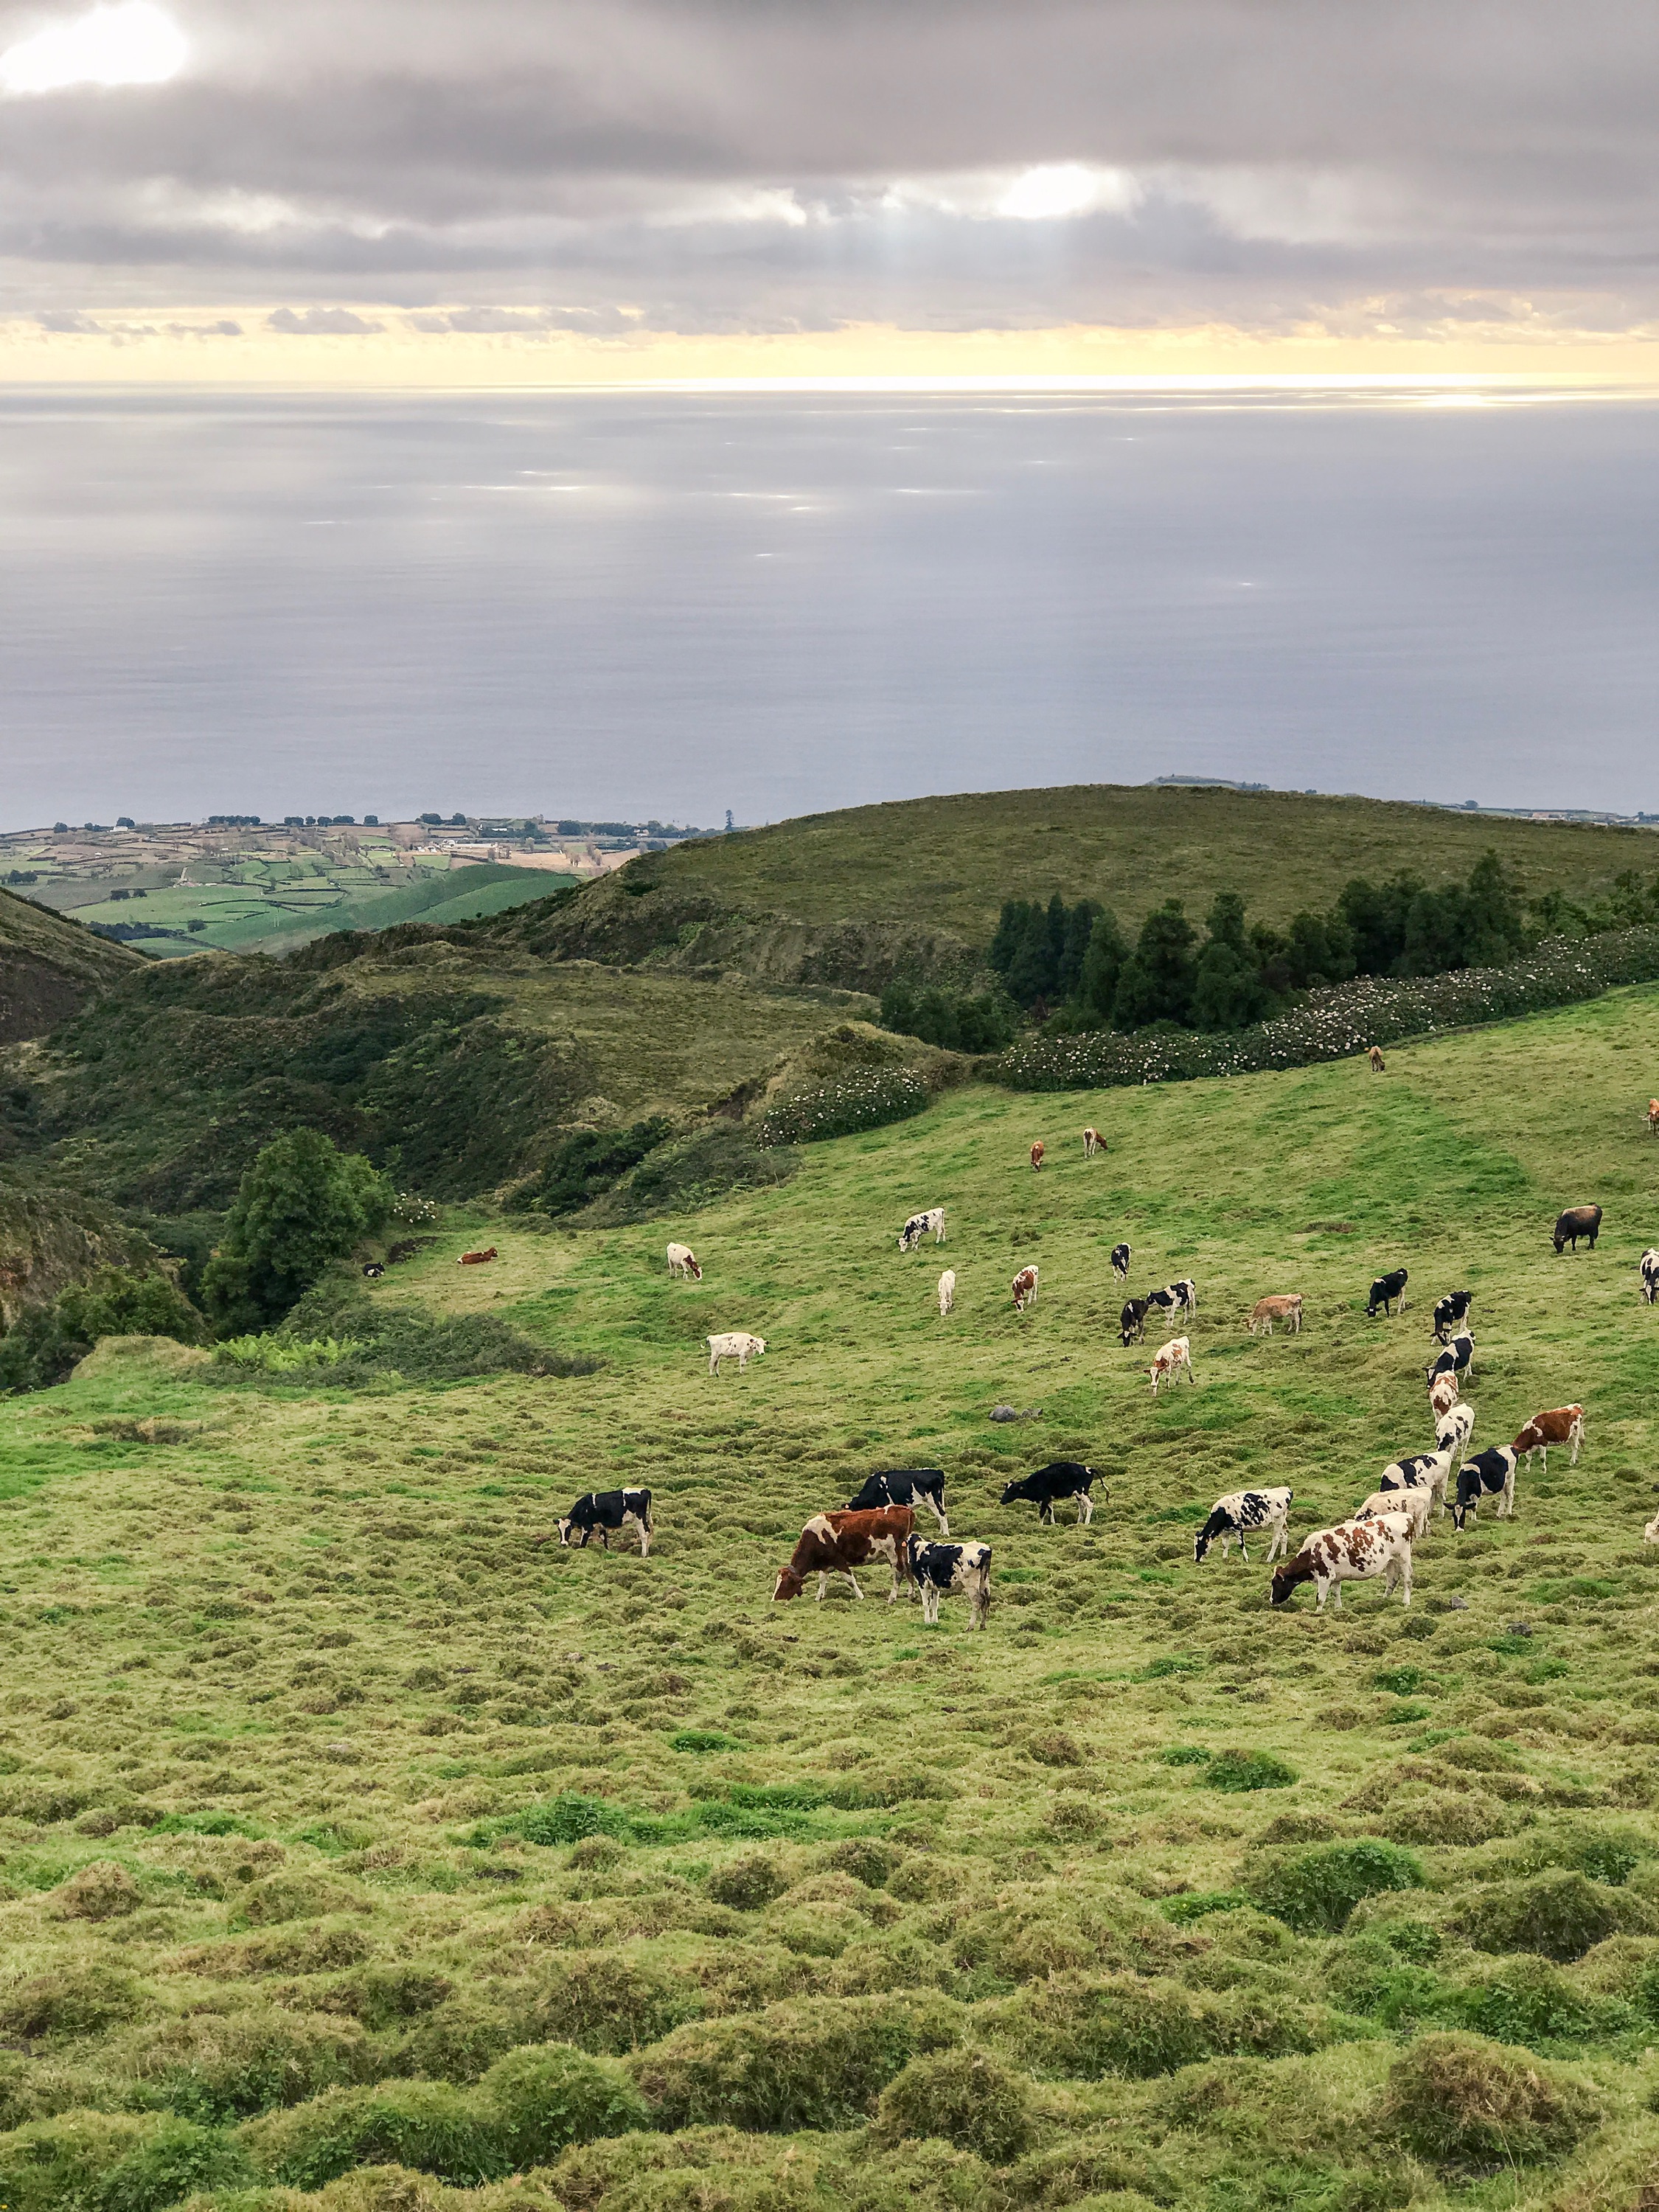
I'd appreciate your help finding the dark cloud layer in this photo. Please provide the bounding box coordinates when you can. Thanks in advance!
[2,0,1656,333]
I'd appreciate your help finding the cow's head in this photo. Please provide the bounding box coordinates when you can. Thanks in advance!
[686,1258,702,1279]
[772,1566,804,1602]
[999,1478,1026,1506]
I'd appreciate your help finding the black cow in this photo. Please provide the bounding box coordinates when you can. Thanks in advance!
[1000,1461,1099,1526]
[1432,1290,1474,1342]
[1554,1205,1603,1253]
[905,1536,992,1627]
[1367,1267,1409,1318]
[1110,1243,1132,1281]
[362,1262,386,1279]
[1426,1332,1475,1385]
[1452,1447,1517,1531]
[557,1487,653,1556]
[1120,1298,1150,1346]
[846,1469,948,1534]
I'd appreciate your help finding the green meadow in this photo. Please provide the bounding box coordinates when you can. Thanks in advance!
[2,984,1659,2211]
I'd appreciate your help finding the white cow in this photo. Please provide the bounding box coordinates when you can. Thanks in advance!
[1645,1510,1659,1545]
[707,1332,765,1374]
[1641,1250,1659,1305]
[1357,1486,1433,1542]
[666,1242,702,1280]
[900,1208,947,1252]
[937,1269,956,1316]
[1149,1336,1194,1394]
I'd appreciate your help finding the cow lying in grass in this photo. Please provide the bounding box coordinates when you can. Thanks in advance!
[1194,1486,1293,1564]
[1270,1513,1414,1611]
[557,1488,653,1556]
[773,1506,914,1603]
[906,1537,992,1628]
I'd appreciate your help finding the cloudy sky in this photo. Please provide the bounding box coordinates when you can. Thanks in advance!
[3,0,1658,381]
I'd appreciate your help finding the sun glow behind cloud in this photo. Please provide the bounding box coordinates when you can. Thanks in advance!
[0,0,186,94]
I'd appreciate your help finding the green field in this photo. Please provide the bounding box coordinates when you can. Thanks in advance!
[4,984,1659,2208]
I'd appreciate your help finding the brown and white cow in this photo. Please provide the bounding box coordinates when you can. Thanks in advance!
[1270,1512,1414,1611]
[772,1506,915,1604]
[1428,1372,1461,1422]
[1368,1046,1385,1074]
[1648,1099,1659,1138]
[1512,1405,1585,1471]
[1083,1127,1102,1158]
[667,1242,703,1280]
[1030,1141,1045,1172]
[1357,1485,1432,1542]
[1249,1294,1303,1336]
[1149,1335,1194,1394]
[459,1247,498,1265]
[1012,1265,1040,1313]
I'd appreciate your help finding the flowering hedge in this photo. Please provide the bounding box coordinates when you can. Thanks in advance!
[991,927,1659,1094]
[758,1068,931,1146]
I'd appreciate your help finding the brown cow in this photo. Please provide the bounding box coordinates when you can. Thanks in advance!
[1368,1046,1385,1074]
[459,1247,498,1265]
[1648,1099,1659,1137]
[772,1506,915,1603]
[1512,1404,1585,1471]
[1012,1264,1039,1313]
[1082,1127,1102,1158]
[1030,1141,1045,1172]
[1249,1294,1304,1336]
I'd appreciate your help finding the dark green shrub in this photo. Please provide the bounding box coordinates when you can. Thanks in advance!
[1201,1750,1297,1794]
[0,2110,154,2212]
[0,1265,209,1394]
[1454,1871,1652,1962]
[515,1118,674,1217]
[92,2117,249,2210]
[872,2049,1034,2163]
[202,1128,392,1332]
[478,2042,648,2166]
[1374,2031,1603,2166]
[1245,1841,1425,1934]
[880,982,1017,1055]
[1515,1823,1652,1888]
[1321,1935,1450,2030]
[238,2079,498,2188]
[706,1855,787,1912]
[389,1998,526,2084]
[582,1126,797,1225]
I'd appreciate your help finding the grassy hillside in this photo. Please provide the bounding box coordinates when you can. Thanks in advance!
[0,885,145,1044]
[3,986,1659,2209]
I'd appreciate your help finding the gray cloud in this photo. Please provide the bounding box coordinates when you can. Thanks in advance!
[1,1,1655,335]
[266,304,382,333]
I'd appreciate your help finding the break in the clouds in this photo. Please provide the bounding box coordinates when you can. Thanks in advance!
[3,0,1658,346]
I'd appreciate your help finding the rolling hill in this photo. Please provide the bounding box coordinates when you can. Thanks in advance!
[0,883,145,1045]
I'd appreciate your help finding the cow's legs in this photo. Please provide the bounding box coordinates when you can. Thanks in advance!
[1077,1493,1093,1526]
[844,1571,865,1601]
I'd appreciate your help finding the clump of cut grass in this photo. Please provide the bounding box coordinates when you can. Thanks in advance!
[1374,2031,1604,2167]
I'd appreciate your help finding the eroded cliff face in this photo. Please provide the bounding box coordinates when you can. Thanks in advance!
[0,1186,156,1326]
[0,886,145,1046]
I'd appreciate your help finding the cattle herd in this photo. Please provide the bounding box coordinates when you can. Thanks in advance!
[537,1120,1652,1629]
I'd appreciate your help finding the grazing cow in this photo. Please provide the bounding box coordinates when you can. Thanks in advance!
[1030,1141,1045,1172]
[1367,1267,1408,1318]
[1512,1405,1585,1471]
[1426,1332,1475,1387]
[1110,1242,1132,1281]
[1194,1485,1293,1565]
[1357,1486,1432,1542]
[1249,1294,1303,1336]
[1368,1045,1385,1074]
[557,1488,653,1556]
[899,1207,947,1253]
[1428,1372,1462,1422]
[459,1247,498,1266]
[906,1536,992,1628]
[1000,1461,1099,1526]
[1436,1401,1476,1468]
[1648,1100,1659,1138]
[1120,1297,1150,1346]
[773,1506,915,1603]
[1452,1446,1518,1530]
[1150,1335,1194,1394]
[937,1269,956,1317]
[1554,1204,1603,1253]
[1083,1127,1103,1158]
[1432,1290,1474,1343]
[1377,1447,1455,1517]
[1012,1265,1040,1313]
[362,1262,385,1280]
[1646,1510,1659,1545]
[1641,1250,1659,1305]
[707,1331,765,1374]
[845,1469,948,1534]
[667,1242,703,1280]
[1270,1514,1414,1611]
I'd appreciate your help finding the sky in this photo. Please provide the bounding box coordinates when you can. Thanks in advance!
[3,0,1659,385]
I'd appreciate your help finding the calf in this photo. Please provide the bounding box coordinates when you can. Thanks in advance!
[1512,1404,1585,1472]
[1012,1264,1040,1313]
[1649,1100,1659,1138]
[1554,1204,1603,1253]
[937,1269,956,1317]
[1270,1513,1414,1611]
[1367,1267,1408,1318]
[1249,1294,1303,1336]
[1150,1335,1194,1394]
[707,1331,765,1374]
[1119,1297,1150,1346]
[1426,1332,1475,1387]
[1000,1461,1098,1526]
[1110,1242,1132,1281]
[906,1536,992,1628]
[1357,1486,1432,1542]
[1083,1127,1103,1158]
[362,1262,385,1280]
[1368,1045,1385,1074]
[1428,1372,1462,1422]
[773,1506,914,1603]
[459,1247,498,1266]
[1436,1401,1476,1467]
[557,1487,653,1556]
[1641,1249,1659,1305]
[1194,1485,1293,1565]
[1377,1447,1454,1517]
[1030,1141,1045,1172]
[1432,1290,1474,1343]
[667,1242,703,1280]
[1451,1446,1518,1530]
[899,1207,947,1253]
[845,1468,948,1534]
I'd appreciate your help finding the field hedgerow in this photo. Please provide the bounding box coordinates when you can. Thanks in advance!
[758,1068,931,1145]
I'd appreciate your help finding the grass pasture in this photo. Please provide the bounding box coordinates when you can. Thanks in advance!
[3,988,1659,2209]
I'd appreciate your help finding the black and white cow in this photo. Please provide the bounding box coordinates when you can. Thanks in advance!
[1377,1446,1454,1516]
[1145,1279,1197,1321]
[1432,1290,1475,1343]
[1641,1250,1659,1306]
[905,1536,992,1628]
[899,1207,947,1253]
[1193,1484,1293,1565]
[1000,1461,1099,1526]
[1367,1267,1409,1318]
[557,1487,653,1555]
[1120,1298,1151,1346]
[845,1469,949,1534]
[1110,1242,1132,1281]
[1451,1446,1517,1531]
[1426,1332,1475,1386]
[1435,1400,1476,1469]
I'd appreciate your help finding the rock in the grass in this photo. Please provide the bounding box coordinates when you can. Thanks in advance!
[989,1405,1044,1423]
[1506,1621,1534,1636]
